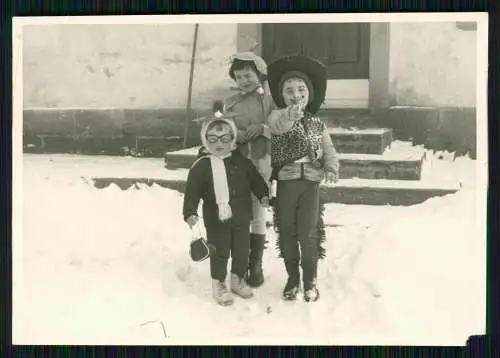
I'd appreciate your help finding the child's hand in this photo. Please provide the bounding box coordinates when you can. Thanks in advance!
[246,124,264,140]
[237,129,248,144]
[324,171,339,184]
[186,215,199,228]
[260,196,270,207]
[288,104,304,122]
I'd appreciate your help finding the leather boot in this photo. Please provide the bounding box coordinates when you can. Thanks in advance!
[283,260,300,300]
[302,260,319,302]
[246,234,266,287]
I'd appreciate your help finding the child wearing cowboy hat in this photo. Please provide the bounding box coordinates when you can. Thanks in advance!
[267,55,340,303]
[183,101,270,307]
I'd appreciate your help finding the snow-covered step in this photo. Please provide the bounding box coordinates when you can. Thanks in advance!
[164,141,424,180]
[91,175,460,206]
[328,127,393,155]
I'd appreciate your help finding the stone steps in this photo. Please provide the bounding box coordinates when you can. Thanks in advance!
[84,135,461,206]
[164,141,424,181]
[60,107,461,206]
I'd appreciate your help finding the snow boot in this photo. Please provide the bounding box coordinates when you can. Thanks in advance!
[212,279,234,306]
[246,234,266,287]
[283,260,300,300]
[304,285,320,302]
[230,273,254,299]
[302,260,320,302]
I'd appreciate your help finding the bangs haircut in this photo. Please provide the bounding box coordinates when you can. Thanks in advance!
[229,59,267,81]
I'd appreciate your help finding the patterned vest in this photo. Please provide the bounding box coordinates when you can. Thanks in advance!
[270,114,325,177]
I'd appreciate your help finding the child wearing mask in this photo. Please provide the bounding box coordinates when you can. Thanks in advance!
[184,101,270,306]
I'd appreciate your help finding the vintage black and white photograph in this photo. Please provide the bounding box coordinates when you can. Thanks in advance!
[12,13,488,345]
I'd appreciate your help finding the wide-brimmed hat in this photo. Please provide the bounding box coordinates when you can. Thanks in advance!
[229,52,268,80]
[268,55,327,114]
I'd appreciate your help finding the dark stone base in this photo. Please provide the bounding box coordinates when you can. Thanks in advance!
[23,106,477,160]
[23,108,205,157]
[24,135,188,157]
[330,130,393,155]
[339,157,423,180]
[373,107,477,159]
[91,177,459,206]
[164,154,196,170]
[319,108,376,129]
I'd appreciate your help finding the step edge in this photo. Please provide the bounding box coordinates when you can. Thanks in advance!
[165,149,426,163]
[91,176,461,192]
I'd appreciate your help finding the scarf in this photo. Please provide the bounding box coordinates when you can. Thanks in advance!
[209,154,232,222]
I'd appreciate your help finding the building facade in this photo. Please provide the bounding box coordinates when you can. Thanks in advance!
[22,21,478,157]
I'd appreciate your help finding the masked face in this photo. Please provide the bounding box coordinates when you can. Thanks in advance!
[233,66,261,94]
[281,77,310,108]
[204,122,235,157]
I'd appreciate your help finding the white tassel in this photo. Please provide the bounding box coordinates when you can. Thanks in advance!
[270,180,278,199]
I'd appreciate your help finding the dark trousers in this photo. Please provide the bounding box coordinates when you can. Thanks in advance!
[205,219,251,281]
[276,180,320,265]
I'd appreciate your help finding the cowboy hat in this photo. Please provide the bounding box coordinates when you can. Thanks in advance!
[267,55,327,114]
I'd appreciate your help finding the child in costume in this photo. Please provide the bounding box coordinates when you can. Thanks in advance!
[183,101,270,306]
[199,52,276,288]
[267,55,340,303]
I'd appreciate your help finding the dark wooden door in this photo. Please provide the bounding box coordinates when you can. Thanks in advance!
[262,23,370,80]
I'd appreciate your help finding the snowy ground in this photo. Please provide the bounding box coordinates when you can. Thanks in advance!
[13,149,486,345]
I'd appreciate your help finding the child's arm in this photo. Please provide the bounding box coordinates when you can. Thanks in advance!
[236,129,248,144]
[182,159,206,223]
[224,96,248,144]
[321,128,340,174]
[261,98,278,139]
[261,123,272,139]
[267,108,295,135]
[244,158,270,201]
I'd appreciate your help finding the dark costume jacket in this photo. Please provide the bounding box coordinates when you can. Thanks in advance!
[183,150,269,227]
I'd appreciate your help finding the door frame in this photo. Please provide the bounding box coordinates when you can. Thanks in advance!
[261,23,371,80]
[236,22,390,113]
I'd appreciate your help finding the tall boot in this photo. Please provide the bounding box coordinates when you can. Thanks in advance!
[246,234,266,287]
[302,260,319,302]
[283,260,300,300]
